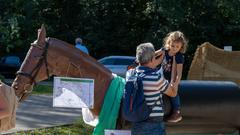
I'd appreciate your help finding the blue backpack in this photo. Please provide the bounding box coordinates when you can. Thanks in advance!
[122,69,154,122]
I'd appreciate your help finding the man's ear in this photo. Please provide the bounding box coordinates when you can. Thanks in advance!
[151,57,156,66]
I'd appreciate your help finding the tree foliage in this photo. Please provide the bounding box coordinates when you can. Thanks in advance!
[0,0,239,77]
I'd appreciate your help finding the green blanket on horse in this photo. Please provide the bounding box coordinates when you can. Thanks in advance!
[93,76,125,135]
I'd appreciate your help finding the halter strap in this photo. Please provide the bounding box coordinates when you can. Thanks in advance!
[16,38,50,102]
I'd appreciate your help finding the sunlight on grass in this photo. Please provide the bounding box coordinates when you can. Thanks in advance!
[14,118,94,135]
[32,85,53,95]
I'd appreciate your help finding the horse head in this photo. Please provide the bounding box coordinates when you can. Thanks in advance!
[12,25,113,116]
[12,25,53,102]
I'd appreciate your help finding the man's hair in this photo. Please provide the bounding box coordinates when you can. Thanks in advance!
[136,43,155,64]
[75,38,83,44]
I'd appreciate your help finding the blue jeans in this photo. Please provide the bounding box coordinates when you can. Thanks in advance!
[171,93,180,111]
[132,121,166,135]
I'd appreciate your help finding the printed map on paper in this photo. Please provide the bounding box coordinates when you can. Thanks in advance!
[53,77,94,108]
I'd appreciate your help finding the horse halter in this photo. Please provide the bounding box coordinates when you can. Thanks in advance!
[16,38,50,101]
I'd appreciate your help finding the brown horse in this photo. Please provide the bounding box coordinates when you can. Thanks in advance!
[12,25,113,116]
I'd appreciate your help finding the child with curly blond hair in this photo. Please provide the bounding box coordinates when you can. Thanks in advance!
[159,31,188,122]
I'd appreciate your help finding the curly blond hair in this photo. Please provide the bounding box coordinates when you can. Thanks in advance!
[163,31,188,53]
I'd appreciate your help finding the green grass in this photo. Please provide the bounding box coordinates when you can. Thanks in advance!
[14,118,94,135]
[15,85,95,134]
[32,85,53,95]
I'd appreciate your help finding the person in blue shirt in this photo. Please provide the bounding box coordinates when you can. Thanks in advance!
[75,37,89,54]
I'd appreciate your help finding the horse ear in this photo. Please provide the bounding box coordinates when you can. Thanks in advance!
[37,24,46,45]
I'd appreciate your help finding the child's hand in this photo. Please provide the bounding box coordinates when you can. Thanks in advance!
[155,49,164,59]
[170,82,179,92]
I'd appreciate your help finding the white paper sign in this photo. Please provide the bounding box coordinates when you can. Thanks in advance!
[53,77,94,108]
[224,46,232,51]
[105,130,131,135]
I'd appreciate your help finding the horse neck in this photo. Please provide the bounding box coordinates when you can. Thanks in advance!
[47,38,113,115]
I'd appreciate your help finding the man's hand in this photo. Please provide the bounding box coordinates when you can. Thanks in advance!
[164,82,178,97]
[171,82,178,93]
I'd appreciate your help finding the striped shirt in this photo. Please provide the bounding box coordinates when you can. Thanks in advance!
[126,66,169,119]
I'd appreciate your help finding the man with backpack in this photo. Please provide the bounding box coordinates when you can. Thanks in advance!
[123,43,178,135]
